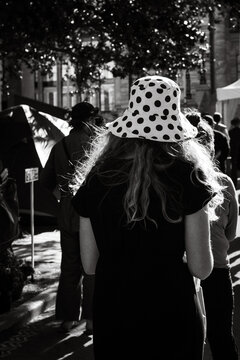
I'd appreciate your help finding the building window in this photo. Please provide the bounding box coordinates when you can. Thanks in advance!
[103,90,109,111]
[49,92,54,105]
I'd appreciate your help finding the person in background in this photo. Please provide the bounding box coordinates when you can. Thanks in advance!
[213,111,229,141]
[40,102,97,333]
[186,109,239,360]
[71,76,224,360]
[202,114,229,173]
[229,117,240,189]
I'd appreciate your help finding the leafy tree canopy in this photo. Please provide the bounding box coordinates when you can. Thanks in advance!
[0,0,239,89]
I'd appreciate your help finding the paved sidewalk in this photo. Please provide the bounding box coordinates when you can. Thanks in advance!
[0,228,239,359]
[0,230,61,340]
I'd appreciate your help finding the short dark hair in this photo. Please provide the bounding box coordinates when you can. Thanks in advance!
[69,102,98,128]
[231,117,240,127]
[202,114,214,128]
[213,112,222,124]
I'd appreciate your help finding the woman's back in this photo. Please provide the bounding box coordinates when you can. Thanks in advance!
[72,75,224,359]
[72,156,212,359]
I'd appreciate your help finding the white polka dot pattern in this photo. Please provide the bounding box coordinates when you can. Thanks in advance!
[107,75,197,142]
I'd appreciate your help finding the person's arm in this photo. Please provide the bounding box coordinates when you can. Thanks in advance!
[225,178,238,241]
[79,216,99,275]
[220,135,230,160]
[224,128,230,143]
[185,205,213,280]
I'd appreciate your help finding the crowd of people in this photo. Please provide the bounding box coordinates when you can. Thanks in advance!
[1,73,240,359]
[40,75,240,360]
[185,110,239,359]
[201,111,240,188]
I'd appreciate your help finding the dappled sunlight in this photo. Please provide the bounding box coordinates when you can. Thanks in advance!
[229,250,240,262]
[230,255,240,268]
[24,105,69,143]
[11,231,61,302]
[83,335,93,347]
[13,239,61,268]
[37,314,94,360]
[230,250,240,288]
[14,105,71,168]
[229,235,240,289]
[58,353,74,359]
[232,275,240,287]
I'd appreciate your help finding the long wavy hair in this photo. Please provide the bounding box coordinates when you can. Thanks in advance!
[70,126,224,225]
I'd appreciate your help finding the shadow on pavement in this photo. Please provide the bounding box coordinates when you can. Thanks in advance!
[1,307,94,360]
[10,232,61,310]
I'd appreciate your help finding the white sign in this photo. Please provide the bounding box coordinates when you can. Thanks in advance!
[25,167,39,183]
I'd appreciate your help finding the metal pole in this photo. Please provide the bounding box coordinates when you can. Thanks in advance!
[57,59,63,107]
[186,69,192,99]
[209,8,216,95]
[30,181,35,269]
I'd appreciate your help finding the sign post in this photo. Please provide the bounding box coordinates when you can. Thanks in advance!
[25,167,39,269]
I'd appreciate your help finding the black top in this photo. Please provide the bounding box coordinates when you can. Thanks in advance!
[72,158,212,359]
[40,128,91,232]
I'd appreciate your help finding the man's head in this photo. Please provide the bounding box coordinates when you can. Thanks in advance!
[213,112,222,124]
[69,102,98,129]
[185,109,215,157]
[202,114,214,128]
[231,117,240,127]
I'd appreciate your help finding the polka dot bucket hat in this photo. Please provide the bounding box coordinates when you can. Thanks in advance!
[107,75,197,142]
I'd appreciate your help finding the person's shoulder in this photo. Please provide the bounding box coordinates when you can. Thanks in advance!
[217,123,227,129]
[214,129,226,137]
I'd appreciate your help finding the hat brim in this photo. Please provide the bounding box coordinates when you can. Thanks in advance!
[107,110,197,142]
